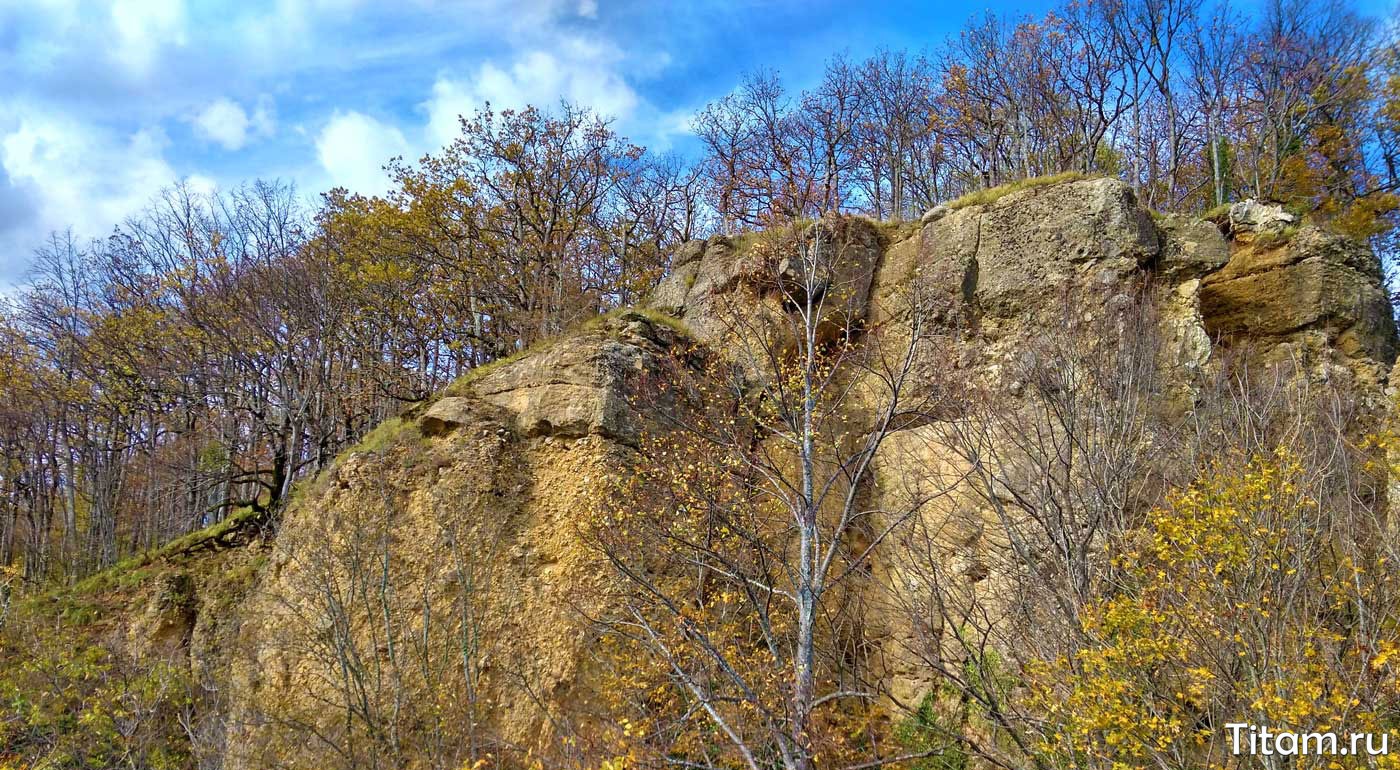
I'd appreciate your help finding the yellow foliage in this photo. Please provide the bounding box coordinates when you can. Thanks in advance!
[1031,451,1400,770]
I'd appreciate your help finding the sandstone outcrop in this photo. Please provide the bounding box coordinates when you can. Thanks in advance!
[48,176,1399,769]
[1156,213,1231,278]
[434,313,687,446]
[647,214,886,345]
[1200,224,1395,384]
[225,312,689,768]
[970,177,1161,318]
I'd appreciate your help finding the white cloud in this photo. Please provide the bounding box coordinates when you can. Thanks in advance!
[252,97,277,137]
[0,0,677,281]
[191,96,276,151]
[2,114,179,238]
[184,173,219,198]
[315,111,410,195]
[0,106,220,289]
[110,0,188,75]
[423,37,641,150]
[424,78,477,150]
[192,99,249,150]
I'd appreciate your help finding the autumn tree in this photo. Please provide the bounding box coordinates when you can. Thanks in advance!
[451,103,652,339]
[1186,0,1247,207]
[798,56,867,214]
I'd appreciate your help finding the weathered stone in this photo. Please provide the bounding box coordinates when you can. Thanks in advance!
[420,396,479,436]
[465,329,671,445]
[1156,213,1230,278]
[1200,226,1396,366]
[1202,257,1331,335]
[673,238,708,267]
[686,236,751,300]
[919,203,950,224]
[1228,199,1296,234]
[128,572,195,658]
[867,228,920,326]
[660,217,884,346]
[83,175,1400,770]
[776,216,882,320]
[972,178,1159,317]
[646,259,698,315]
[897,205,981,323]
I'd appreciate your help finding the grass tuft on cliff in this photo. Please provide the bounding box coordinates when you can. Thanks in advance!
[946,171,1095,211]
[583,306,692,337]
[441,345,546,397]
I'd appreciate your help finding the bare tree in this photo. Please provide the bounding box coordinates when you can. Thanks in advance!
[592,217,955,770]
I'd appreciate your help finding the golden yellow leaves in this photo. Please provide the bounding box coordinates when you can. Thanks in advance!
[1031,448,1400,770]
[1373,640,1398,671]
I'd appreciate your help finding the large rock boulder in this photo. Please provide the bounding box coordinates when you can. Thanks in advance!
[646,233,773,344]
[1156,213,1231,278]
[1228,199,1297,235]
[227,416,635,768]
[447,312,686,446]
[647,239,709,315]
[972,178,1160,318]
[1200,226,1397,373]
[871,178,1162,325]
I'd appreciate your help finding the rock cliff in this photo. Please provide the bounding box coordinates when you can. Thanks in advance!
[33,178,1400,769]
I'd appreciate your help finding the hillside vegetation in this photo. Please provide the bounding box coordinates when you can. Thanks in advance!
[3,0,1400,766]
[2,174,1399,769]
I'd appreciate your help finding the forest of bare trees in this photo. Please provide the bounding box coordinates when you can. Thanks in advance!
[694,0,1400,227]
[2,0,1398,586]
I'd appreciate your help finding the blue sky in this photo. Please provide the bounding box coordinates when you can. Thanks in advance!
[0,0,1392,289]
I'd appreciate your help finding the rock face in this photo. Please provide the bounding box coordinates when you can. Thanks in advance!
[223,314,687,769]
[866,179,1395,384]
[647,214,885,343]
[84,177,1400,769]
[445,313,686,446]
[1199,225,1396,383]
[1156,213,1231,278]
[970,177,1161,318]
[127,572,196,658]
[876,179,1211,329]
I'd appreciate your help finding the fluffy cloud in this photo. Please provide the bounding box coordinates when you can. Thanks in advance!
[191,96,275,151]
[183,173,220,198]
[0,114,190,234]
[0,0,686,286]
[315,111,410,196]
[110,0,188,75]
[0,108,222,288]
[424,38,641,149]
